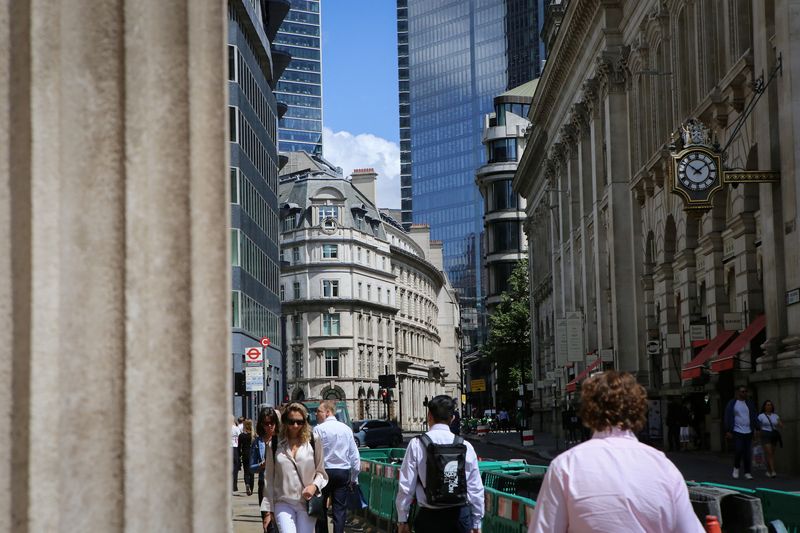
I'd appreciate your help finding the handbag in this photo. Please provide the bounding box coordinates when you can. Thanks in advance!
[752,444,766,470]
[290,438,324,518]
[767,415,783,448]
[347,483,368,512]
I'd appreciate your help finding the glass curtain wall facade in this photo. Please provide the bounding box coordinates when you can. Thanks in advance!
[274,0,323,155]
[397,0,541,350]
[228,0,286,418]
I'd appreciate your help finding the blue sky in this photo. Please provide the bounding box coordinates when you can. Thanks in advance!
[321,0,401,208]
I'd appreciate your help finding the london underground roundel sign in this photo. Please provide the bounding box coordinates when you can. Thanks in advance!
[245,347,263,364]
[260,337,271,348]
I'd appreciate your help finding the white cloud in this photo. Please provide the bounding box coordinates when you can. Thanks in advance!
[322,127,401,209]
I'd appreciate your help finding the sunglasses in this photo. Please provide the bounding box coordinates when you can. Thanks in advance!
[287,419,305,426]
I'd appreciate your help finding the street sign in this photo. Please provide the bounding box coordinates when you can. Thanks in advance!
[470,379,486,392]
[724,313,743,332]
[245,366,264,392]
[646,340,660,355]
[565,312,584,362]
[461,394,466,404]
[690,325,706,341]
[260,337,271,347]
[665,334,681,349]
[599,349,614,362]
[245,346,264,364]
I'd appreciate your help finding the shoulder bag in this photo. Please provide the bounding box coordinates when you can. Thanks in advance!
[290,436,324,518]
[768,415,783,448]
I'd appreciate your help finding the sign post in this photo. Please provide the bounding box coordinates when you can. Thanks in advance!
[245,346,264,364]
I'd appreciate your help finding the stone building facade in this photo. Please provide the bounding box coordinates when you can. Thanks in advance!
[515,0,800,472]
[279,156,460,430]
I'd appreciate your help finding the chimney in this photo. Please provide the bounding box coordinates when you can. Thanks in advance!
[351,167,377,206]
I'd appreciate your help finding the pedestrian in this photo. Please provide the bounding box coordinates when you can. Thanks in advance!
[724,385,759,480]
[261,402,328,533]
[679,401,692,451]
[529,371,703,533]
[498,408,510,432]
[238,415,245,433]
[666,401,680,452]
[239,419,256,495]
[757,400,783,478]
[313,400,360,533]
[396,395,484,533]
[450,406,461,436]
[251,407,280,526]
[232,415,242,492]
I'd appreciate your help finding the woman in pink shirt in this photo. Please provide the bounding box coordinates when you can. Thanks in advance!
[529,371,704,533]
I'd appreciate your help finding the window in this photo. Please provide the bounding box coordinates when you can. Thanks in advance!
[231,291,241,328]
[488,138,517,163]
[324,349,339,377]
[358,282,363,299]
[489,221,520,253]
[367,284,372,300]
[378,287,382,303]
[230,229,241,266]
[280,285,285,301]
[357,247,362,262]
[381,257,386,270]
[293,315,302,338]
[490,179,518,210]
[322,313,340,336]
[293,247,300,263]
[322,244,338,259]
[354,212,364,230]
[322,280,339,298]
[293,282,301,299]
[366,250,371,265]
[230,168,240,204]
[282,215,296,232]
[318,205,339,224]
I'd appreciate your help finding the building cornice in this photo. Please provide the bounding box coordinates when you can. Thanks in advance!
[281,298,399,315]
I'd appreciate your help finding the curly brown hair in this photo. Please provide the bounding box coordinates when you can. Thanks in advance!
[579,371,648,433]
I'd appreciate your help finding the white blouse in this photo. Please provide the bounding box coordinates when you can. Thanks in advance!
[261,437,328,512]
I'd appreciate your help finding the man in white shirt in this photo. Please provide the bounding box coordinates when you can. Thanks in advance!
[231,416,242,492]
[313,401,360,533]
[724,386,759,479]
[396,395,484,533]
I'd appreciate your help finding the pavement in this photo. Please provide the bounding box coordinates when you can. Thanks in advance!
[463,429,800,491]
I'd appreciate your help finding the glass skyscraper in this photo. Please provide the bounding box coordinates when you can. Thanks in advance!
[396,0,543,350]
[228,0,288,417]
[274,0,323,155]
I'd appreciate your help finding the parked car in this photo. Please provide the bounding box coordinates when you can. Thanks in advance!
[351,419,403,448]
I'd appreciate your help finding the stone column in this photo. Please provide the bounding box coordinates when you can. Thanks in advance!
[0,1,229,532]
[598,52,639,372]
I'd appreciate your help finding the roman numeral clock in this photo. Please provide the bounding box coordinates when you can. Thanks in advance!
[669,119,780,211]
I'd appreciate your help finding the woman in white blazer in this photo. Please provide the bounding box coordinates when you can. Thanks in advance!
[261,402,328,533]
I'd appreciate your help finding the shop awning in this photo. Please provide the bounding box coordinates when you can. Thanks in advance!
[711,314,766,373]
[681,329,737,380]
[565,357,602,393]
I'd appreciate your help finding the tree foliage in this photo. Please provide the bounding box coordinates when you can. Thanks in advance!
[481,259,531,407]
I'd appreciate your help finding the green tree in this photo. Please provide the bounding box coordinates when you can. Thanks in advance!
[481,259,531,408]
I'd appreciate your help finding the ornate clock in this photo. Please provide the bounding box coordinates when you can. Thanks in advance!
[670,121,724,210]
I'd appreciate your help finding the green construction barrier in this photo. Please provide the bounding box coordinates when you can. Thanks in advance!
[482,468,546,501]
[483,487,535,533]
[367,460,402,522]
[699,482,758,495]
[756,488,800,532]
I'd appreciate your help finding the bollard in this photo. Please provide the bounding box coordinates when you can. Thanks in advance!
[477,425,489,436]
[705,515,721,533]
[521,430,535,447]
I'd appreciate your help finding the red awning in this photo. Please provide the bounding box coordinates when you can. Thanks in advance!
[691,339,710,348]
[566,357,602,393]
[711,314,766,373]
[681,329,737,380]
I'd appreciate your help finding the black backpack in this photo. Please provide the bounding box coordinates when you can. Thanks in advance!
[417,434,468,507]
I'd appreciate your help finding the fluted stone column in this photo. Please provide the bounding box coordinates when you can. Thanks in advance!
[1,1,229,531]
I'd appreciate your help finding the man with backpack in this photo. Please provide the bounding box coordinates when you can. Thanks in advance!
[396,395,484,533]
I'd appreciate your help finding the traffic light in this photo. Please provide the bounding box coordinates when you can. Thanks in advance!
[381,388,390,404]
[423,395,429,408]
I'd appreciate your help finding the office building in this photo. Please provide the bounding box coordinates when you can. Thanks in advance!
[515,0,800,473]
[274,0,323,155]
[228,0,290,417]
[396,0,543,352]
[279,154,461,430]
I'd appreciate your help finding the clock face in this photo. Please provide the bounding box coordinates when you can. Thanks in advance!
[677,151,718,191]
